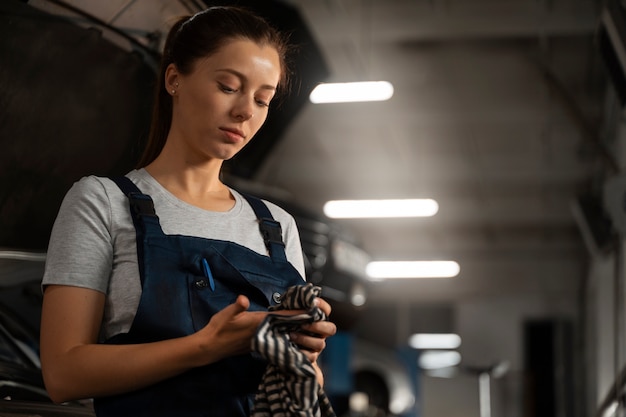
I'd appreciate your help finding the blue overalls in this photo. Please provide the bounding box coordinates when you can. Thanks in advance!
[93,176,305,417]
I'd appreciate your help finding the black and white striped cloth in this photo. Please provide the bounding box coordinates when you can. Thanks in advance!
[251,283,337,417]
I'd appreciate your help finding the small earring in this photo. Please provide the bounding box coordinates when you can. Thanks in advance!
[171,89,176,94]
[175,82,179,87]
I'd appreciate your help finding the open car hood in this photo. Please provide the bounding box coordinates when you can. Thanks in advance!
[0,0,328,250]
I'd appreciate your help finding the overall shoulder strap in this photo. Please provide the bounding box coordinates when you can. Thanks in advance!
[240,192,287,263]
[109,176,157,220]
[109,176,161,285]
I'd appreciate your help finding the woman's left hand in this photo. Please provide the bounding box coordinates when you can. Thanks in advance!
[289,297,337,385]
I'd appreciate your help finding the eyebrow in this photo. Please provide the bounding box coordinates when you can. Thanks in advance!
[216,68,277,91]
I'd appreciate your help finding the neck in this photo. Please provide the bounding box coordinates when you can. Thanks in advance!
[144,156,235,211]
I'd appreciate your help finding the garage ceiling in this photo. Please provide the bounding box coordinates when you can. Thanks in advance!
[256,0,611,304]
[8,0,614,307]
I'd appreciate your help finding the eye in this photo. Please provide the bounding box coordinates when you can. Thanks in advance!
[255,98,270,108]
[255,92,274,108]
[218,82,238,93]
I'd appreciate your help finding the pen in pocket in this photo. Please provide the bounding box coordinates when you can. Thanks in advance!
[201,258,216,291]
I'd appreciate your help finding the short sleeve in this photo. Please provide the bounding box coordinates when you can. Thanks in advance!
[42,176,114,294]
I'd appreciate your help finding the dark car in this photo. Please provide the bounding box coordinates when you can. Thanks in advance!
[0,251,96,416]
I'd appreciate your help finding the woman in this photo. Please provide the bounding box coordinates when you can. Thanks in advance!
[40,6,336,416]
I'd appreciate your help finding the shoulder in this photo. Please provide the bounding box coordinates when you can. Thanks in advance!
[232,189,297,225]
[230,190,305,276]
[57,175,132,233]
[60,176,112,216]
[64,175,123,203]
[264,198,294,222]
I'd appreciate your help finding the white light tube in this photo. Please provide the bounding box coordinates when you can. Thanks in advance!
[366,261,460,279]
[323,199,438,219]
[309,81,394,103]
[603,401,619,417]
[409,333,462,350]
[419,350,462,370]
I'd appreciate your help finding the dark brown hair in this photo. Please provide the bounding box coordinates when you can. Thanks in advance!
[137,6,293,167]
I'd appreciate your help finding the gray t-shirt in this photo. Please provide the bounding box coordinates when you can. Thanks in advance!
[42,169,305,340]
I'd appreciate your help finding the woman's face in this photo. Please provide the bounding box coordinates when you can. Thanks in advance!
[166,38,281,163]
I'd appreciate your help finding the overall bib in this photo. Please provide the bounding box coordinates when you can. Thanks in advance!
[93,176,305,417]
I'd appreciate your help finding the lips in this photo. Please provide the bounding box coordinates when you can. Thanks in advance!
[220,127,246,142]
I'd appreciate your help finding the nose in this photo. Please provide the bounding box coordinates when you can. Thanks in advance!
[231,96,254,121]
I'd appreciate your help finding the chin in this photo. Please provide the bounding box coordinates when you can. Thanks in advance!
[222,144,249,161]
[215,150,240,162]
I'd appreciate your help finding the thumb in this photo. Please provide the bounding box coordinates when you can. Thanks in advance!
[223,295,250,317]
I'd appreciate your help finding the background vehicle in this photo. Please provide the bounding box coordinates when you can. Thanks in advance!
[0,252,96,415]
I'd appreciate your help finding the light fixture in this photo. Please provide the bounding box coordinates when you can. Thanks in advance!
[409,333,462,350]
[366,260,460,279]
[323,199,438,219]
[419,350,462,370]
[309,81,394,103]
[603,401,619,417]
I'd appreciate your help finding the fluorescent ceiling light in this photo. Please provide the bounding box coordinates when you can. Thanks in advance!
[366,261,460,279]
[409,333,462,350]
[324,199,438,219]
[603,401,619,417]
[419,350,462,370]
[309,81,394,103]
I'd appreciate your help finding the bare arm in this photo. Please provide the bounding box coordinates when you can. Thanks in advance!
[40,285,264,403]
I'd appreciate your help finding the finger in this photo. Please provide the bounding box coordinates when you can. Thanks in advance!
[301,321,337,338]
[270,309,306,317]
[291,332,327,353]
[219,295,250,319]
[235,294,250,310]
[315,297,332,316]
[301,349,319,364]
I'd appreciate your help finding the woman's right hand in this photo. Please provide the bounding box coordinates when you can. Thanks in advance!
[194,295,267,361]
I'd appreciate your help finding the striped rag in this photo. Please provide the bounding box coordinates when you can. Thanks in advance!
[251,283,337,417]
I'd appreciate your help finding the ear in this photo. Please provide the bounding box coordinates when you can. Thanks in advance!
[165,63,180,95]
